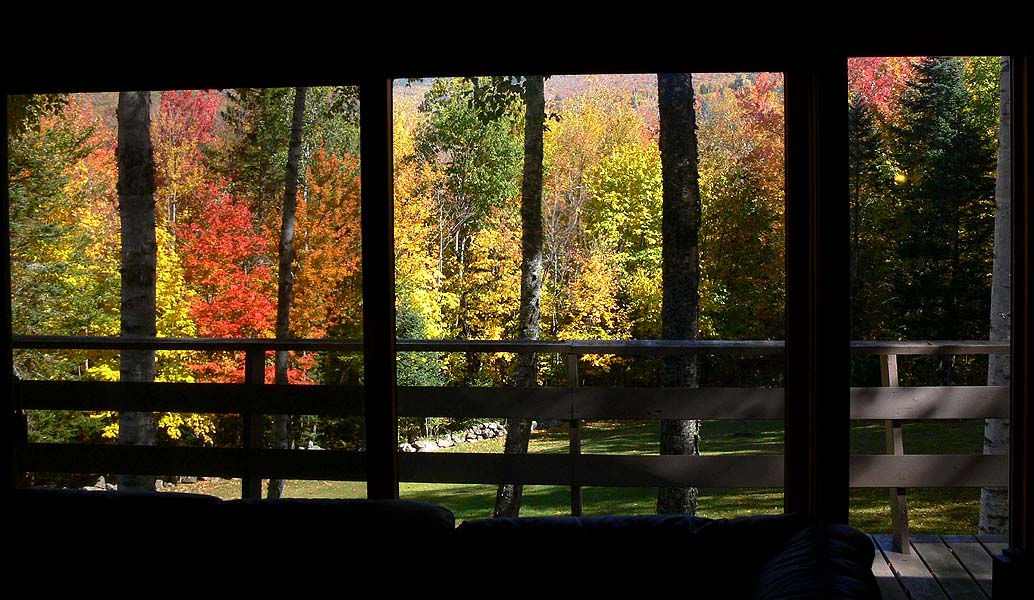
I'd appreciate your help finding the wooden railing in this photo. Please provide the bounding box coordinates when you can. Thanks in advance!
[11,336,1009,538]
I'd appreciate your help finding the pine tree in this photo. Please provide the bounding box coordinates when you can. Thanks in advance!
[848,93,894,344]
[891,57,995,383]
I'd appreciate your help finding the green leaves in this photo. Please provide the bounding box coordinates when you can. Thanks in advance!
[463,75,526,123]
[584,142,663,274]
[416,78,522,230]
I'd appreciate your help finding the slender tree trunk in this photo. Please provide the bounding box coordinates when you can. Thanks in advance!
[268,87,307,500]
[657,73,701,515]
[850,119,861,342]
[495,75,545,518]
[979,57,1010,535]
[117,91,157,493]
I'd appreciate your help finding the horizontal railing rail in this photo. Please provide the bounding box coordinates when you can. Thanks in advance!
[14,381,1008,421]
[11,335,1010,355]
[15,445,1009,489]
[11,336,1011,494]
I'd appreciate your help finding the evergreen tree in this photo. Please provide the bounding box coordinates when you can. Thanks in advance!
[215,87,359,231]
[891,57,995,382]
[848,92,894,344]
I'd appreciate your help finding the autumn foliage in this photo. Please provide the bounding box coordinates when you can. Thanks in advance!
[179,187,275,339]
[10,64,1001,450]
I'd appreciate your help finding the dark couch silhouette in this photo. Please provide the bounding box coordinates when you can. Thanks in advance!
[11,488,878,597]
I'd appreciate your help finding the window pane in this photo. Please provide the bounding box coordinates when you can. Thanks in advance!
[8,87,365,495]
[393,73,786,519]
[847,56,1010,537]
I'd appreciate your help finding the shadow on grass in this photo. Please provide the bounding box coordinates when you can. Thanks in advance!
[163,418,985,533]
[397,483,785,522]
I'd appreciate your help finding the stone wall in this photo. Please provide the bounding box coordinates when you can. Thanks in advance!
[399,421,507,453]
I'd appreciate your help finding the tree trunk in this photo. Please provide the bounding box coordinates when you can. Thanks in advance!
[657,73,702,515]
[494,75,545,518]
[117,91,157,493]
[979,57,1010,535]
[268,86,307,500]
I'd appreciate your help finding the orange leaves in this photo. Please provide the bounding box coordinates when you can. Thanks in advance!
[291,148,363,338]
[848,57,922,121]
[178,186,276,339]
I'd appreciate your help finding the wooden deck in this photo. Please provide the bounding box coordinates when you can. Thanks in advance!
[871,534,1007,599]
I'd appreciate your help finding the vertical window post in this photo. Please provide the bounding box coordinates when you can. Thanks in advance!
[3,93,18,493]
[360,77,399,500]
[996,52,1031,594]
[784,56,850,523]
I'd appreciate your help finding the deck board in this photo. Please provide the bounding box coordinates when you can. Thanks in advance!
[912,539,986,600]
[978,538,1007,557]
[868,534,1003,600]
[875,534,949,599]
[946,538,994,598]
[870,535,909,600]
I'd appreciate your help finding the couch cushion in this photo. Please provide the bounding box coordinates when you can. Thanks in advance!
[220,497,456,539]
[12,486,222,525]
[456,512,816,593]
[11,487,227,576]
[10,489,455,580]
[457,512,809,548]
[751,523,880,599]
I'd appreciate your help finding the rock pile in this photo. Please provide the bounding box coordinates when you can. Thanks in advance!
[399,421,507,453]
[81,475,223,491]
[81,475,117,492]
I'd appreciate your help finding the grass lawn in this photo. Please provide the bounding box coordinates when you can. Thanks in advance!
[167,418,986,532]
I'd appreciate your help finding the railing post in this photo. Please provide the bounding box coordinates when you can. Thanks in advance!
[241,349,264,500]
[567,350,582,516]
[881,353,908,553]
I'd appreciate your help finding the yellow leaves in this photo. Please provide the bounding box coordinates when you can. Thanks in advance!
[406,287,449,339]
[94,411,216,444]
[393,94,424,162]
[459,208,521,338]
[558,248,631,369]
[622,267,662,341]
[95,413,119,440]
[545,78,646,178]
[156,225,198,340]
[85,364,119,382]
[85,357,214,443]
[562,248,629,334]
[157,413,216,445]
[584,141,663,272]
[394,139,438,299]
